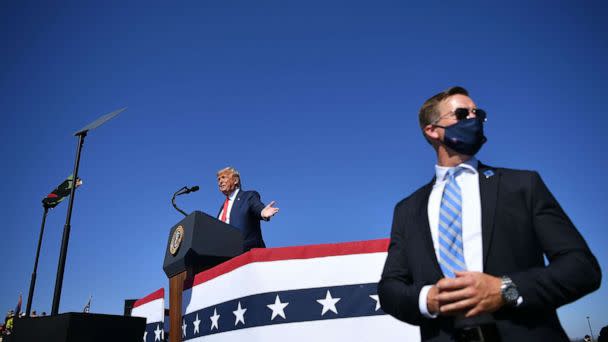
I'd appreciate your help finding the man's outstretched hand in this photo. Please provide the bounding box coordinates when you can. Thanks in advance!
[261,201,279,219]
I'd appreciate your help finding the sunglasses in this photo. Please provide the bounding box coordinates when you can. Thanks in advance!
[433,108,487,124]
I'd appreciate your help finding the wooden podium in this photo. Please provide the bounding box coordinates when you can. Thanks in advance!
[162,211,243,342]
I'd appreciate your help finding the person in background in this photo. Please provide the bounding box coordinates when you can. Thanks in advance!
[4,311,13,336]
[598,325,608,342]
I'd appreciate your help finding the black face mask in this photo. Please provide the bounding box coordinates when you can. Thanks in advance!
[434,118,487,156]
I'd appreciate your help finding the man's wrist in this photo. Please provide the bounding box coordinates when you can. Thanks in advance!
[419,285,439,318]
[500,276,520,307]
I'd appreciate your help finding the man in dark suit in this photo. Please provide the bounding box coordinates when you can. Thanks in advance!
[378,86,601,341]
[216,167,279,252]
[599,325,608,342]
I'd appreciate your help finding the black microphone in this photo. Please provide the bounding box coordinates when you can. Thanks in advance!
[172,185,199,217]
[175,185,200,196]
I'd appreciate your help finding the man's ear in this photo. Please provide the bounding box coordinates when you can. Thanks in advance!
[424,124,439,141]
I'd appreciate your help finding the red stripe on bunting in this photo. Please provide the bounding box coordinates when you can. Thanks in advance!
[185,238,389,290]
[133,288,164,308]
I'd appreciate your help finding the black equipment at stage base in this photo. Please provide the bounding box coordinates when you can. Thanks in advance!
[10,312,145,342]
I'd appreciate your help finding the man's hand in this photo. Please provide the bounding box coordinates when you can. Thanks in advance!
[261,201,279,219]
[436,271,504,318]
[426,285,440,315]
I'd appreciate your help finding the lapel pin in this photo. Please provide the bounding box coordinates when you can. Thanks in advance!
[483,170,494,179]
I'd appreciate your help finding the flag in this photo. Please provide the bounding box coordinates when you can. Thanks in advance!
[15,293,22,315]
[180,239,420,341]
[83,296,92,313]
[132,288,166,342]
[42,175,82,209]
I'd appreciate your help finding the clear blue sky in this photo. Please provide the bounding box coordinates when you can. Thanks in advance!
[1,0,606,339]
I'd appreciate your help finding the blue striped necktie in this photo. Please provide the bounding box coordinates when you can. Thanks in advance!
[438,167,467,278]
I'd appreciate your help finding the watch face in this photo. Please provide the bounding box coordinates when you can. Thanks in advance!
[504,286,519,303]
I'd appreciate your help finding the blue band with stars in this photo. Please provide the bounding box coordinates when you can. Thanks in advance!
[181,282,383,339]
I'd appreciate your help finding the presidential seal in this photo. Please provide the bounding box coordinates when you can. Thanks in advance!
[169,225,184,256]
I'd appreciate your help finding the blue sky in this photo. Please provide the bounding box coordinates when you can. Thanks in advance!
[1,0,606,338]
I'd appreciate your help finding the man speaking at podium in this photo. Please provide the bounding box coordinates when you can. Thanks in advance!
[378,86,601,341]
[216,166,279,252]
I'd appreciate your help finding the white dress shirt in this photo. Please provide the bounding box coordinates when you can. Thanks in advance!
[218,188,239,224]
[419,158,483,318]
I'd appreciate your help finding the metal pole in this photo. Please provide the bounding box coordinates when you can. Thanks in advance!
[587,316,595,341]
[25,206,49,316]
[51,133,86,315]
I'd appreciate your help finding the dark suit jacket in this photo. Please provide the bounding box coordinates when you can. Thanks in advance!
[378,163,601,342]
[218,189,268,252]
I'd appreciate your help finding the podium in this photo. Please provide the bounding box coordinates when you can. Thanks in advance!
[163,211,243,342]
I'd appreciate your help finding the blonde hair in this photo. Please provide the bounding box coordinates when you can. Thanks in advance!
[217,166,241,187]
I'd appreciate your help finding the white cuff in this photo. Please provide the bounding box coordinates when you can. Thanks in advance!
[419,285,438,319]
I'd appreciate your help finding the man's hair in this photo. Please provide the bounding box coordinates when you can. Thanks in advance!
[418,86,469,142]
[217,166,241,188]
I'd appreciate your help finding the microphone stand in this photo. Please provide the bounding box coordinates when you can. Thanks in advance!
[172,187,188,217]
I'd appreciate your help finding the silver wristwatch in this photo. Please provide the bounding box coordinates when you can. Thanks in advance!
[500,276,519,307]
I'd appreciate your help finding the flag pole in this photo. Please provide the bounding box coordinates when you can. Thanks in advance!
[15,293,23,316]
[84,295,92,313]
[25,206,49,316]
[28,176,82,317]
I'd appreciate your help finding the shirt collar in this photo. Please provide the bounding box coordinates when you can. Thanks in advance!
[228,188,240,201]
[434,157,479,182]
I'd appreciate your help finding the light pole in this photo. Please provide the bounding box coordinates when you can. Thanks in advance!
[50,107,125,315]
[587,316,595,342]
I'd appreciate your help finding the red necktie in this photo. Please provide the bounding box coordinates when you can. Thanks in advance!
[220,197,230,222]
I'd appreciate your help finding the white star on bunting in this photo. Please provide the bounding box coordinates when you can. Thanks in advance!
[369,294,381,311]
[154,324,162,341]
[142,331,147,342]
[193,313,201,334]
[316,290,341,315]
[233,301,247,326]
[182,319,187,337]
[267,294,289,320]
[210,308,220,330]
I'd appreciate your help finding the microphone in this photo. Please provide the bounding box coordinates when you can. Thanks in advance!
[186,185,199,194]
[172,185,200,217]
[175,185,200,196]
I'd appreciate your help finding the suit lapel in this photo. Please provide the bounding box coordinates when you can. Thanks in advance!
[230,189,243,222]
[418,179,444,278]
[478,162,499,269]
